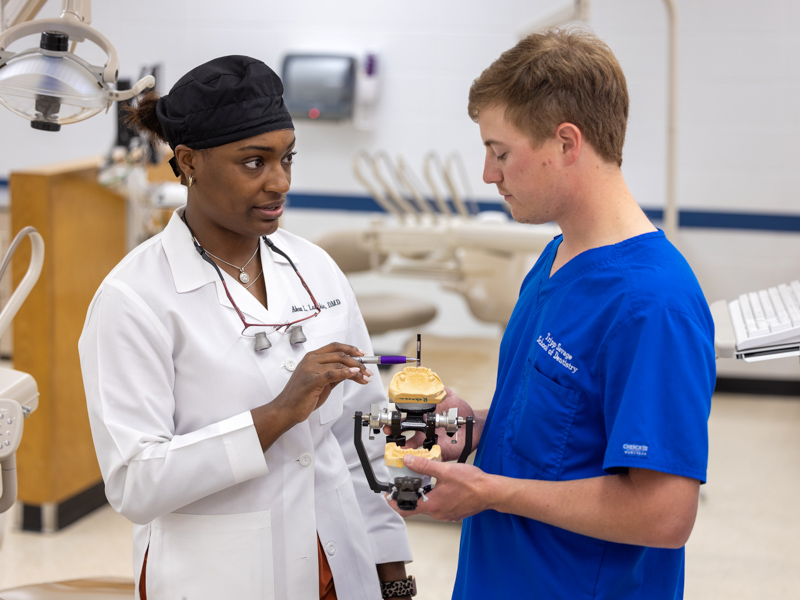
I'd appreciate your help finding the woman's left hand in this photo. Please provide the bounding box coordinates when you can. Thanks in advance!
[377,562,413,600]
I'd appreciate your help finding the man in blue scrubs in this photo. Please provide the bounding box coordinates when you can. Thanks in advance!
[398,28,716,599]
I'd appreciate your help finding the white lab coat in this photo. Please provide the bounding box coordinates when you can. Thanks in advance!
[79,207,411,600]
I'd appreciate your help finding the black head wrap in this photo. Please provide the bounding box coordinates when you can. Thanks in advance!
[156,55,294,176]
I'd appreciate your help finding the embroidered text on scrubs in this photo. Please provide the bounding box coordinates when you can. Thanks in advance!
[536,333,579,374]
[623,444,649,457]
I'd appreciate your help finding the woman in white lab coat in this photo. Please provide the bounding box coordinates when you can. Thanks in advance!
[78,55,414,600]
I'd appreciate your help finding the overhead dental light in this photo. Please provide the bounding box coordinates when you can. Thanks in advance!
[0,0,154,131]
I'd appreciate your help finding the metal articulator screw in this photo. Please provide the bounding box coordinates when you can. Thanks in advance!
[386,409,405,446]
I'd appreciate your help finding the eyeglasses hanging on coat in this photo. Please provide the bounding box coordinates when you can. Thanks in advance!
[183,216,321,352]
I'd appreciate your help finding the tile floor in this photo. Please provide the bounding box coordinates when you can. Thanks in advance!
[1,337,799,599]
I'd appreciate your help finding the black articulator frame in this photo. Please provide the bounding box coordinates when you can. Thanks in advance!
[354,405,474,511]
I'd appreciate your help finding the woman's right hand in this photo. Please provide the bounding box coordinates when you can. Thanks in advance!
[251,342,371,451]
[276,342,371,423]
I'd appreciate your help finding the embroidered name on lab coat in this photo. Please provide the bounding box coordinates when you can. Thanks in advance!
[292,298,341,312]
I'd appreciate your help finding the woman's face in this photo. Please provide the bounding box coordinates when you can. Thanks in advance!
[185,128,296,241]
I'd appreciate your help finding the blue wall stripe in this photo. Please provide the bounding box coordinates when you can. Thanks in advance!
[640,208,800,231]
[287,192,384,213]
[287,192,800,233]
[0,180,796,232]
[680,211,800,232]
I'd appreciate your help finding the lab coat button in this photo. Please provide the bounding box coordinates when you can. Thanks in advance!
[326,542,336,556]
[284,358,297,371]
[299,453,312,467]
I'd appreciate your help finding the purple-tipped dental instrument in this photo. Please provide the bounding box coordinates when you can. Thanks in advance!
[354,356,419,365]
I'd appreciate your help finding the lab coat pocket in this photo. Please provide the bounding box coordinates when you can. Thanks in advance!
[305,312,348,425]
[303,311,348,350]
[503,359,582,480]
[148,511,274,600]
[318,385,344,425]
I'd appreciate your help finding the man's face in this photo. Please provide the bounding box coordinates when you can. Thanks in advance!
[479,105,564,225]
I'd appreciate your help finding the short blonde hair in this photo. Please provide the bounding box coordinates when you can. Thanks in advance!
[468,28,629,166]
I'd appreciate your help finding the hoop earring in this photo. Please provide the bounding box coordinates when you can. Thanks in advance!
[187,175,195,188]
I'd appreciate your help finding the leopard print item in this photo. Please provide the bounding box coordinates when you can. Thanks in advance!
[380,576,415,598]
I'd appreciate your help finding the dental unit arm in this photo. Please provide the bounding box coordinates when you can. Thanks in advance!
[0,227,43,521]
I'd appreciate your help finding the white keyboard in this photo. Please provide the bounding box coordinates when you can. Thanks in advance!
[728,280,800,351]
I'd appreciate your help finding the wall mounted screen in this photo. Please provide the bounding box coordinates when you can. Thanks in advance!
[281,54,356,121]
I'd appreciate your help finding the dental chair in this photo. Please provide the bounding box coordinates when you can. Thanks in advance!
[315,229,438,336]
[354,215,557,328]
[351,149,558,329]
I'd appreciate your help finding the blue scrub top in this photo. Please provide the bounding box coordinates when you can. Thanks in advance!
[453,230,715,600]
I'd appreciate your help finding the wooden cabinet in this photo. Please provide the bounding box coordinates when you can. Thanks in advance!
[10,158,127,530]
